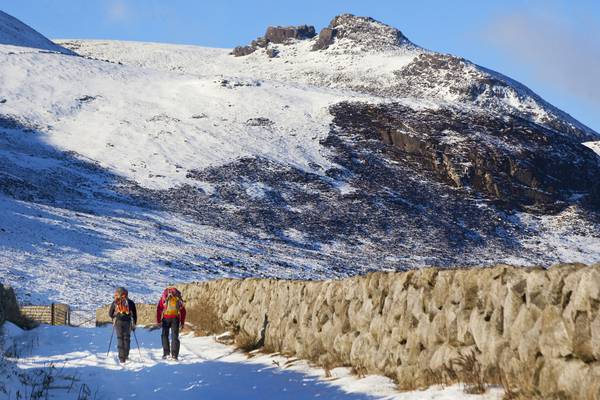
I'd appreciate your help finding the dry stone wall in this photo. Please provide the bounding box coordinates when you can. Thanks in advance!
[180,264,600,399]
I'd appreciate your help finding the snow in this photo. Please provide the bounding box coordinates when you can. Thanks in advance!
[56,38,421,94]
[56,37,598,139]
[0,321,24,339]
[0,44,358,191]
[584,141,600,157]
[2,324,503,399]
[0,193,375,309]
[517,208,600,264]
[0,11,74,55]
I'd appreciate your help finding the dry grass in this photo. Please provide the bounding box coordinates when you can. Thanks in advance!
[420,351,486,395]
[499,363,543,400]
[352,362,368,379]
[423,366,455,389]
[262,332,284,354]
[420,351,548,399]
[450,351,486,394]
[184,297,227,336]
[233,328,262,354]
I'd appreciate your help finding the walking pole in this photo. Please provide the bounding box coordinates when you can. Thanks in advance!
[106,319,115,357]
[133,328,143,362]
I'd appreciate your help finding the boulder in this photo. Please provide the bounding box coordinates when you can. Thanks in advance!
[312,27,337,50]
[231,45,256,57]
[266,48,279,58]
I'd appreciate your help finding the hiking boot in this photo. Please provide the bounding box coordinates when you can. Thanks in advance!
[162,355,169,360]
[119,358,126,363]
[172,355,178,361]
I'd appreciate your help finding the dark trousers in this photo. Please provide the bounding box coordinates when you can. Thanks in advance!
[115,318,131,361]
[161,318,180,358]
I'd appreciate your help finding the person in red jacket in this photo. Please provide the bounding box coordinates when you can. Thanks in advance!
[156,286,186,360]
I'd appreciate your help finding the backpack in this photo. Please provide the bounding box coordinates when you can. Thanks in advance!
[114,289,130,315]
[162,287,183,318]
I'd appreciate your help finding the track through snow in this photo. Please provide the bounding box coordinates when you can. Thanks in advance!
[3,323,503,400]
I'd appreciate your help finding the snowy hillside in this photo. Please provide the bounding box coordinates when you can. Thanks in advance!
[0,10,74,55]
[0,44,354,190]
[1,13,600,310]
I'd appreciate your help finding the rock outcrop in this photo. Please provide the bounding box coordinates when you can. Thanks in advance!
[181,264,600,399]
[313,14,410,51]
[265,25,316,43]
[231,24,316,57]
[312,27,337,50]
[331,102,600,212]
[231,45,256,57]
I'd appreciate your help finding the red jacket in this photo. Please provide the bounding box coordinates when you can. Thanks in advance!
[156,296,186,325]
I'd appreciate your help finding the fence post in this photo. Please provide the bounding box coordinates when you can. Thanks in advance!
[51,303,55,326]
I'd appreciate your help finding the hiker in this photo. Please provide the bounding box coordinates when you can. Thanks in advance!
[108,287,138,363]
[156,286,186,360]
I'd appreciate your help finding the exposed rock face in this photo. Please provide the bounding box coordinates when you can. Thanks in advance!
[312,27,337,50]
[333,102,600,212]
[265,25,316,43]
[181,264,600,399]
[231,25,316,57]
[312,14,411,51]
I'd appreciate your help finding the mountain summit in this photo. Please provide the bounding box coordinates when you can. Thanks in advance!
[314,14,412,50]
[232,14,412,55]
[228,14,597,143]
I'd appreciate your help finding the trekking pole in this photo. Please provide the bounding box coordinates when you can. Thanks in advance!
[106,319,115,357]
[132,328,143,362]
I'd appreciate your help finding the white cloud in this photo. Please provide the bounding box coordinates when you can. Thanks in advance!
[107,0,130,23]
[483,11,600,105]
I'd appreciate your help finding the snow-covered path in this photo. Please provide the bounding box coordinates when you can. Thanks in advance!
[9,325,372,399]
[2,323,503,400]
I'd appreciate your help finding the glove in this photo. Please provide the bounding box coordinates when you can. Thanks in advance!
[131,323,136,332]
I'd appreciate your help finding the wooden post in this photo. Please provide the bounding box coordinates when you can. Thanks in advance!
[50,303,55,326]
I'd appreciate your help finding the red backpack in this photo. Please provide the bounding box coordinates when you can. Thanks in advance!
[162,287,183,318]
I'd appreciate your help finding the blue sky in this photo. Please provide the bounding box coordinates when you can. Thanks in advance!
[3,0,600,134]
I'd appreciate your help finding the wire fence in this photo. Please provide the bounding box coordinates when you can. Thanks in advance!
[68,308,97,327]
